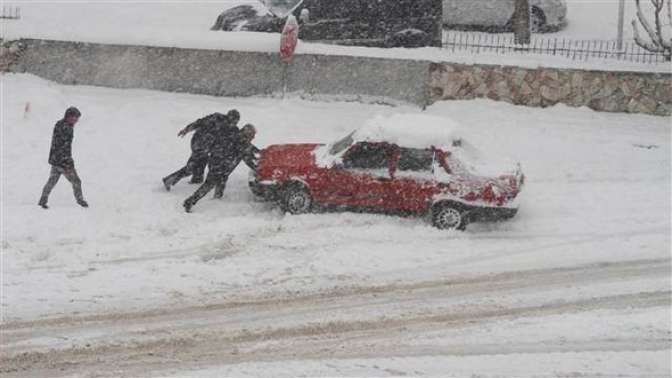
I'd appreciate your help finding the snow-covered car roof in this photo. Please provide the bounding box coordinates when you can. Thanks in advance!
[352,113,463,150]
[316,113,519,177]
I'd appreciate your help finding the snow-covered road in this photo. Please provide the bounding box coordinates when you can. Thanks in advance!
[2,258,669,377]
[1,74,670,376]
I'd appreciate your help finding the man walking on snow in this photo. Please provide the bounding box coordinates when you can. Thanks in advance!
[183,123,259,213]
[38,107,89,209]
[162,109,240,190]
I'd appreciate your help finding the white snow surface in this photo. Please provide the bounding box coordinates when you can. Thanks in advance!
[1,74,671,376]
[2,0,670,73]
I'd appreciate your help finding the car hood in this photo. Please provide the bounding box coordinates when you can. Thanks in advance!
[260,143,324,169]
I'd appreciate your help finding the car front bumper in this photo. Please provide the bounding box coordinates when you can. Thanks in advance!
[464,205,518,223]
[249,174,280,200]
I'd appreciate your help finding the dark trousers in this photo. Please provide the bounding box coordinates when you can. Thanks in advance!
[164,154,208,187]
[40,165,84,202]
[184,171,229,207]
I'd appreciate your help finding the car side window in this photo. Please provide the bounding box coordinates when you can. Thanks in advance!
[397,148,433,172]
[342,142,392,171]
[395,147,435,180]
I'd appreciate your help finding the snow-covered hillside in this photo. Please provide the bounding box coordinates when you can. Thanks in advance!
[1,74,670,376]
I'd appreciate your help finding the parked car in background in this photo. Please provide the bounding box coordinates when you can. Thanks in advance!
[443,0,568,33]
[212,0,443,48]
[249,114,524,230]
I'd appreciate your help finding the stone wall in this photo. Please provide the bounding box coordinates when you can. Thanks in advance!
[0,40,25,72]
[9,40,285,97]
[288,54,430,106]
[8,39,430,106]
[428,63,672,116]
[6,39,672,116]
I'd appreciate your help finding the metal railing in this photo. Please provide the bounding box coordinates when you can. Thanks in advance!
[0,6,20,20]
[443,31,670,65]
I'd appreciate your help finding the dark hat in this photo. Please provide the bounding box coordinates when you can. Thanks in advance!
[64,106,81,118]
[227,109,240,121]
[241,123,256,133]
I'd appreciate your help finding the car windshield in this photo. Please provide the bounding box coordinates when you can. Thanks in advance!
[264,0,303,17]
[329,130,355,155]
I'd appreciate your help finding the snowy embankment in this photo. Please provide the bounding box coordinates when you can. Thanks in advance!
[2,1,670,73]
[1,74,670,376]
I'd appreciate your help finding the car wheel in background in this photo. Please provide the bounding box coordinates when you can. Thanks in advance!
[283,183,313,214]
[530,6,546,33]
[385,29,431,48]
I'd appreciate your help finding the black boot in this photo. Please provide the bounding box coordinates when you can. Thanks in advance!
[183,199,193,213]
[38,197,48,209]
[77,199,89,208]
[162,177,172,191]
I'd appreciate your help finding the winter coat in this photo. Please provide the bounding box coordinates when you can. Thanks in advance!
[185,113,228,155]
[208,126,259,177]
[48,119,75,169]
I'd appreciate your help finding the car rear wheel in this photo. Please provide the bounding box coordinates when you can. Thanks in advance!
[283,183,312,215]
[505,6,546,33]
[432,202,467,230]
[530,7,546,33]
[385,29,430,48]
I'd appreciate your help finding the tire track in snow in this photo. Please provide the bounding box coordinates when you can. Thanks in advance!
[2,257,668,331]
[1,291,668,377]
[1,258,669,376]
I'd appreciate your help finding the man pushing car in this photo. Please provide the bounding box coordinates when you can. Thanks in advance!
[183,122,259,213]
[162,109,241,190]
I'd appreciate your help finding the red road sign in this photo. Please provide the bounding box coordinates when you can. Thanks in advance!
[280,15,299,63]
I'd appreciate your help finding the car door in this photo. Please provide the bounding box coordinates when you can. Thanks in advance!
[455,0,506,27]
[327,142,395,208]
[387,147,437,213]
[299,0,366,42]
[443,0,461,25]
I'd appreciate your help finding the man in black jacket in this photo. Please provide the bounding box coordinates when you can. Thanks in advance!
[162,109,240,190]
[183,123,259,213]
[38,107,88,209]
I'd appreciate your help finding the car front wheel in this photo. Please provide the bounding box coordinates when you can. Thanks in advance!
[432,203,467,230]
[283,183,312,215]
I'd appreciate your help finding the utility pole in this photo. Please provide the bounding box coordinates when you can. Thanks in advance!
[617,0,625,50]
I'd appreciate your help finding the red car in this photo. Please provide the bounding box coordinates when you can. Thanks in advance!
[250,114,524,230]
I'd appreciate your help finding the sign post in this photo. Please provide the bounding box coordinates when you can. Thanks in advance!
[617,0,626,50]
[280,15,299,98]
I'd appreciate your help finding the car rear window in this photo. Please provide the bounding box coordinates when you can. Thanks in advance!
[343,143,392,170]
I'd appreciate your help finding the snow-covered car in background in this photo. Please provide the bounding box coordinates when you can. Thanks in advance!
[444,0,568,33]
[250,114,524,230]
[211,0,443,48]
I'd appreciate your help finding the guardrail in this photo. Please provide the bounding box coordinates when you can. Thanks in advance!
[1,6,21,20]
[443,31,669,64]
